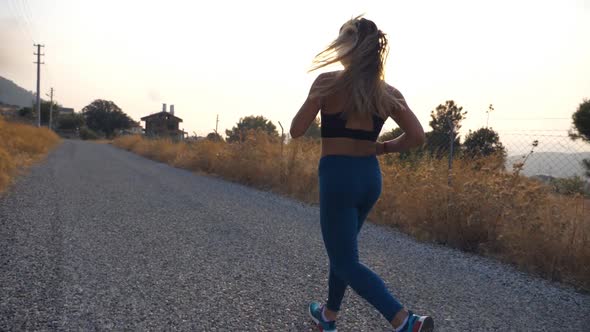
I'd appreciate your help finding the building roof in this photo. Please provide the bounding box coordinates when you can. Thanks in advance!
[140,111,183,122]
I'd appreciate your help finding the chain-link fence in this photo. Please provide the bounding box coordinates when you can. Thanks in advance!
[497,130,589,178]
[420,125,590,194]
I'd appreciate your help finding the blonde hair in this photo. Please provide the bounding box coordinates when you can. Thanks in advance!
[310,16,405,119]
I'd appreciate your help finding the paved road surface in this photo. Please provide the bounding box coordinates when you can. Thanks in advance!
[1,140,588,331]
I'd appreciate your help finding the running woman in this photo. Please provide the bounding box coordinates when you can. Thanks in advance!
[290,16,434,332]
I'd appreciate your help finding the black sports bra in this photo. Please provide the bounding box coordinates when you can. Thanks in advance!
[321,111,386,142]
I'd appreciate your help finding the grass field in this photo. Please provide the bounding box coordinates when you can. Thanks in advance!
[0,116,61,192]
[114,133,590,291]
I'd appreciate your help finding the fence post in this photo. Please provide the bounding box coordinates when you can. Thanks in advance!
[447,119,455,186]
[278,121,285,185]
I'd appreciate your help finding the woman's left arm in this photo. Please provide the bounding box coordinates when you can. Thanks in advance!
[290,75,326,138]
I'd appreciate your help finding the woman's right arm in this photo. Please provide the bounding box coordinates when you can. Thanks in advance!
[378,87,425,154]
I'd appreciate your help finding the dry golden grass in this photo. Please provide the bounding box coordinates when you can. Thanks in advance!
[114,133,590,291]
[0,116,61,192]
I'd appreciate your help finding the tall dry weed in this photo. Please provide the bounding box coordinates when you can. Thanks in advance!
[114,133,590,290]
[0,116,60,192]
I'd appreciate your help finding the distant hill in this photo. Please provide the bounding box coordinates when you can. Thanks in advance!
[506,152,590,178]
[0,76,35,108]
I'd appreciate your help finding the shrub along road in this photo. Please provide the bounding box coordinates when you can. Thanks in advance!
[1,140,588,331]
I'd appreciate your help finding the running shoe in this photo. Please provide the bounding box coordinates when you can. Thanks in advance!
[308,302,337,332]
[401,310,434,332]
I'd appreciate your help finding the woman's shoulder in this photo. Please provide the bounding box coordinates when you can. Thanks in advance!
[383,82,403,98]
[310,71,342,96]
[315,71,342,83]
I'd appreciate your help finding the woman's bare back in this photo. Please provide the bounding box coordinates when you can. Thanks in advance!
[320,73,387,157]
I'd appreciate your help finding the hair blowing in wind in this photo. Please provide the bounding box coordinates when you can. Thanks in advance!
[309,16,406,119]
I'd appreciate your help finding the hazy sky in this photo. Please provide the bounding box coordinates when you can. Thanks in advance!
[1,0,589,145]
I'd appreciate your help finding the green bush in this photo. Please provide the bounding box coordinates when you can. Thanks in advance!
[551,176,588,196]
[79,127,100,140]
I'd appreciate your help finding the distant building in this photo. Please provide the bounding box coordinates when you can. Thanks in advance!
[58,107,75,115]
[118,121,144,136]
[129,121,143,135]
[0,104,28,123]
[140,104,186,140]
[185,135,206,143]
[0,104,19,117]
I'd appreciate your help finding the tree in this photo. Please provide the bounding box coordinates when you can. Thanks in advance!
[18,107,34,119]
[582,159,590,178]
[463,127,505,158]
[40,100,61,125]
[422,131,465,159]
[17,101,61,125]
[56,113,85,130]
[79,127,99,140]
[570,99,590,142]
[378,127,404,142]
[570,99,590,178]
[429,100,467,135]
[225,115,278,143]
[206,132,224,142]
[303,117,321,139]
[81,99,133,138]
[426,100,467,156]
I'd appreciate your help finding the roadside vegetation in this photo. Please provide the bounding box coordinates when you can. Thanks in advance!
[0,116,60,192]
[114,99,590,291]
[12,98,135,140]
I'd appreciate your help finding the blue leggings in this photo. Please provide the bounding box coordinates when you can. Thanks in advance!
[319,155,403,322]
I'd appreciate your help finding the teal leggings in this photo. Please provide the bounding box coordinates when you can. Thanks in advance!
[319,155,403,322]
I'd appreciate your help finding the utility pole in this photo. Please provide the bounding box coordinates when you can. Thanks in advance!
[46,88,54,130]
[34,44,45,127]
[215,114,219,134]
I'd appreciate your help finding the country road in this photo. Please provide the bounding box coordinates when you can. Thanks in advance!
[1,140,588,331]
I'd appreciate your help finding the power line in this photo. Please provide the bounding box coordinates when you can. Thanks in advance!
[499,133,571,138]
[495,129,571,133]
[16,0,55,100]
[16,0,35,38]
[7,0,33,43]
[12,0,35,42]
[22,0,36,29]
[492,117,570,121]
